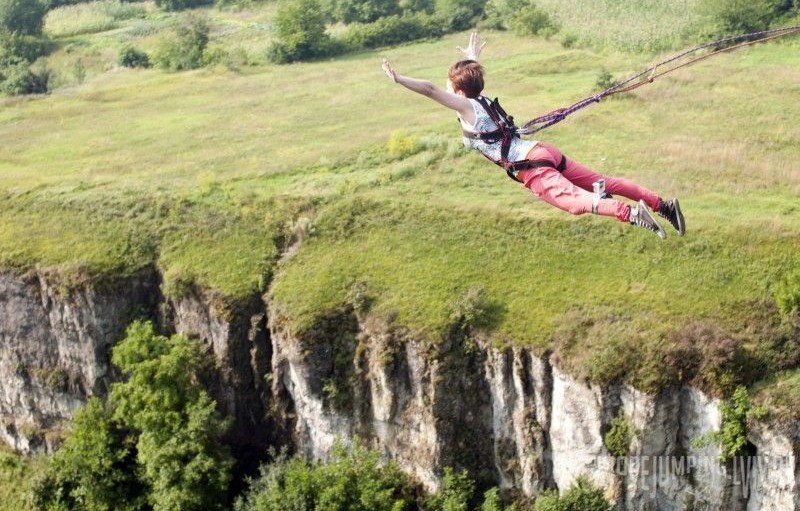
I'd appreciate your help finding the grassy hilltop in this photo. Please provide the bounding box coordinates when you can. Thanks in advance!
[1,1,800,404]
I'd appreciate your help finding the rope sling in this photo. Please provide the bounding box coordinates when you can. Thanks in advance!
[516,24,800,136]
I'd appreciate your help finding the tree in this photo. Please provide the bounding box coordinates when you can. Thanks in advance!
[31,322,234,511]
[334,0,400,24]
[0,0,47,36]
[30,398,148,511]
[267,0,337,63]
[111,321,233,511]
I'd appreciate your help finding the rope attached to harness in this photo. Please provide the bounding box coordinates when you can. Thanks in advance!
[516,24,800,136]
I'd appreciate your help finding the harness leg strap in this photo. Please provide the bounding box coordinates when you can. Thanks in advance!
[592,179,605,214]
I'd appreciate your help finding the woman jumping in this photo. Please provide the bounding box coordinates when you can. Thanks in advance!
[381,32,685,239]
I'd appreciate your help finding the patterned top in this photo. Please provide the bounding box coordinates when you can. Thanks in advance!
[458,97,537,163]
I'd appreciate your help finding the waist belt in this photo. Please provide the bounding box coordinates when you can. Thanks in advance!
[505,154,567,182]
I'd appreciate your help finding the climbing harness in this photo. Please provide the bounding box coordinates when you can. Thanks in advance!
[462,95,567,182]
[516,24,800,136]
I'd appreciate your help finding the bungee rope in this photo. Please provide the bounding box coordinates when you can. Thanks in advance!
[516,24,800,136]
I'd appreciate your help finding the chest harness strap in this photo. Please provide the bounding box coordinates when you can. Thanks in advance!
[462,96,567,182]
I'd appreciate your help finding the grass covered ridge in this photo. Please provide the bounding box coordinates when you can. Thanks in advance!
[1,13,800,401]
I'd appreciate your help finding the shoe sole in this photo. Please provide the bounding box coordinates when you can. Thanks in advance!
[639,200,666,240]
[673,198,685,236]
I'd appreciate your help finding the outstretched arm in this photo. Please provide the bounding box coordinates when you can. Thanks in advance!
[382,58,472,118]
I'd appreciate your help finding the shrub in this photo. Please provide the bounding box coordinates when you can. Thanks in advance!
[0,59,49,95]
[448,286,492,332]
[267,0,341,63]
[533,476,612,511]
[603,410,634,457]
[119,45,150,68]
[693,385,766,462]
[480,487,504,511]
[234,442,413,511]
[0,0,47,35]
[434,0,485,30]
[425,467,475,511]
[595,68,617,91]
[341,12,444,49]
[152,14,209,71]
[334,0,400,23]
[0,32,51,64]
[386,130,422,158]
[704,0,784,36]
[485,0,555,36]
[155,0,213,11]
[560,32,577,48]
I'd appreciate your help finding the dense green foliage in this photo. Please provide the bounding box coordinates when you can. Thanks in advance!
[0,59,49,94]
[31,321,233,511]
[425,467,475,511]
[111,321,233,511]
[533,477,612,511]
[484,0,556,37]
[342,12,444,49]
[334,0,400,24]
[603,410,634,457]
[434,0,484,30]
[155,0,213,12]
[776,268,800,320]
[0,0,47,35]
[152,14,209,70]
[0,0,51,95]
[704,0,798,36]
[267,0,339,63]
[119,45,150,68]
[693,386,766,463]
[235,443,413,511]
[0,446,35,511]
[31,398,147,511]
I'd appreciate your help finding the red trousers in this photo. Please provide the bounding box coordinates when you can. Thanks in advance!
[516,143,661,222]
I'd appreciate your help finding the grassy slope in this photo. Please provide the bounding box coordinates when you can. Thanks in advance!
[2,4,800,398]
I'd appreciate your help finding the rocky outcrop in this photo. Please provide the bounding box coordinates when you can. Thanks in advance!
[1,267,798,509]
[0,268,158,452]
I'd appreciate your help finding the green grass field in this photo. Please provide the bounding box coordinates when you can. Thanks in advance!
[2,2,800,405]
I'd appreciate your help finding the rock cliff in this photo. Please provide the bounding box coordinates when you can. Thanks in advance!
[0,268,797,509]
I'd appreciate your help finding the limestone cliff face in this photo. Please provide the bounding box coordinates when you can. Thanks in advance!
[268,306,799,510]
[0,268,798,510]
[0,268,158,452]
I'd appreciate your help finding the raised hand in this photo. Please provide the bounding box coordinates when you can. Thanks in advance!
[456,32,487,61]
[382,58,398,82]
